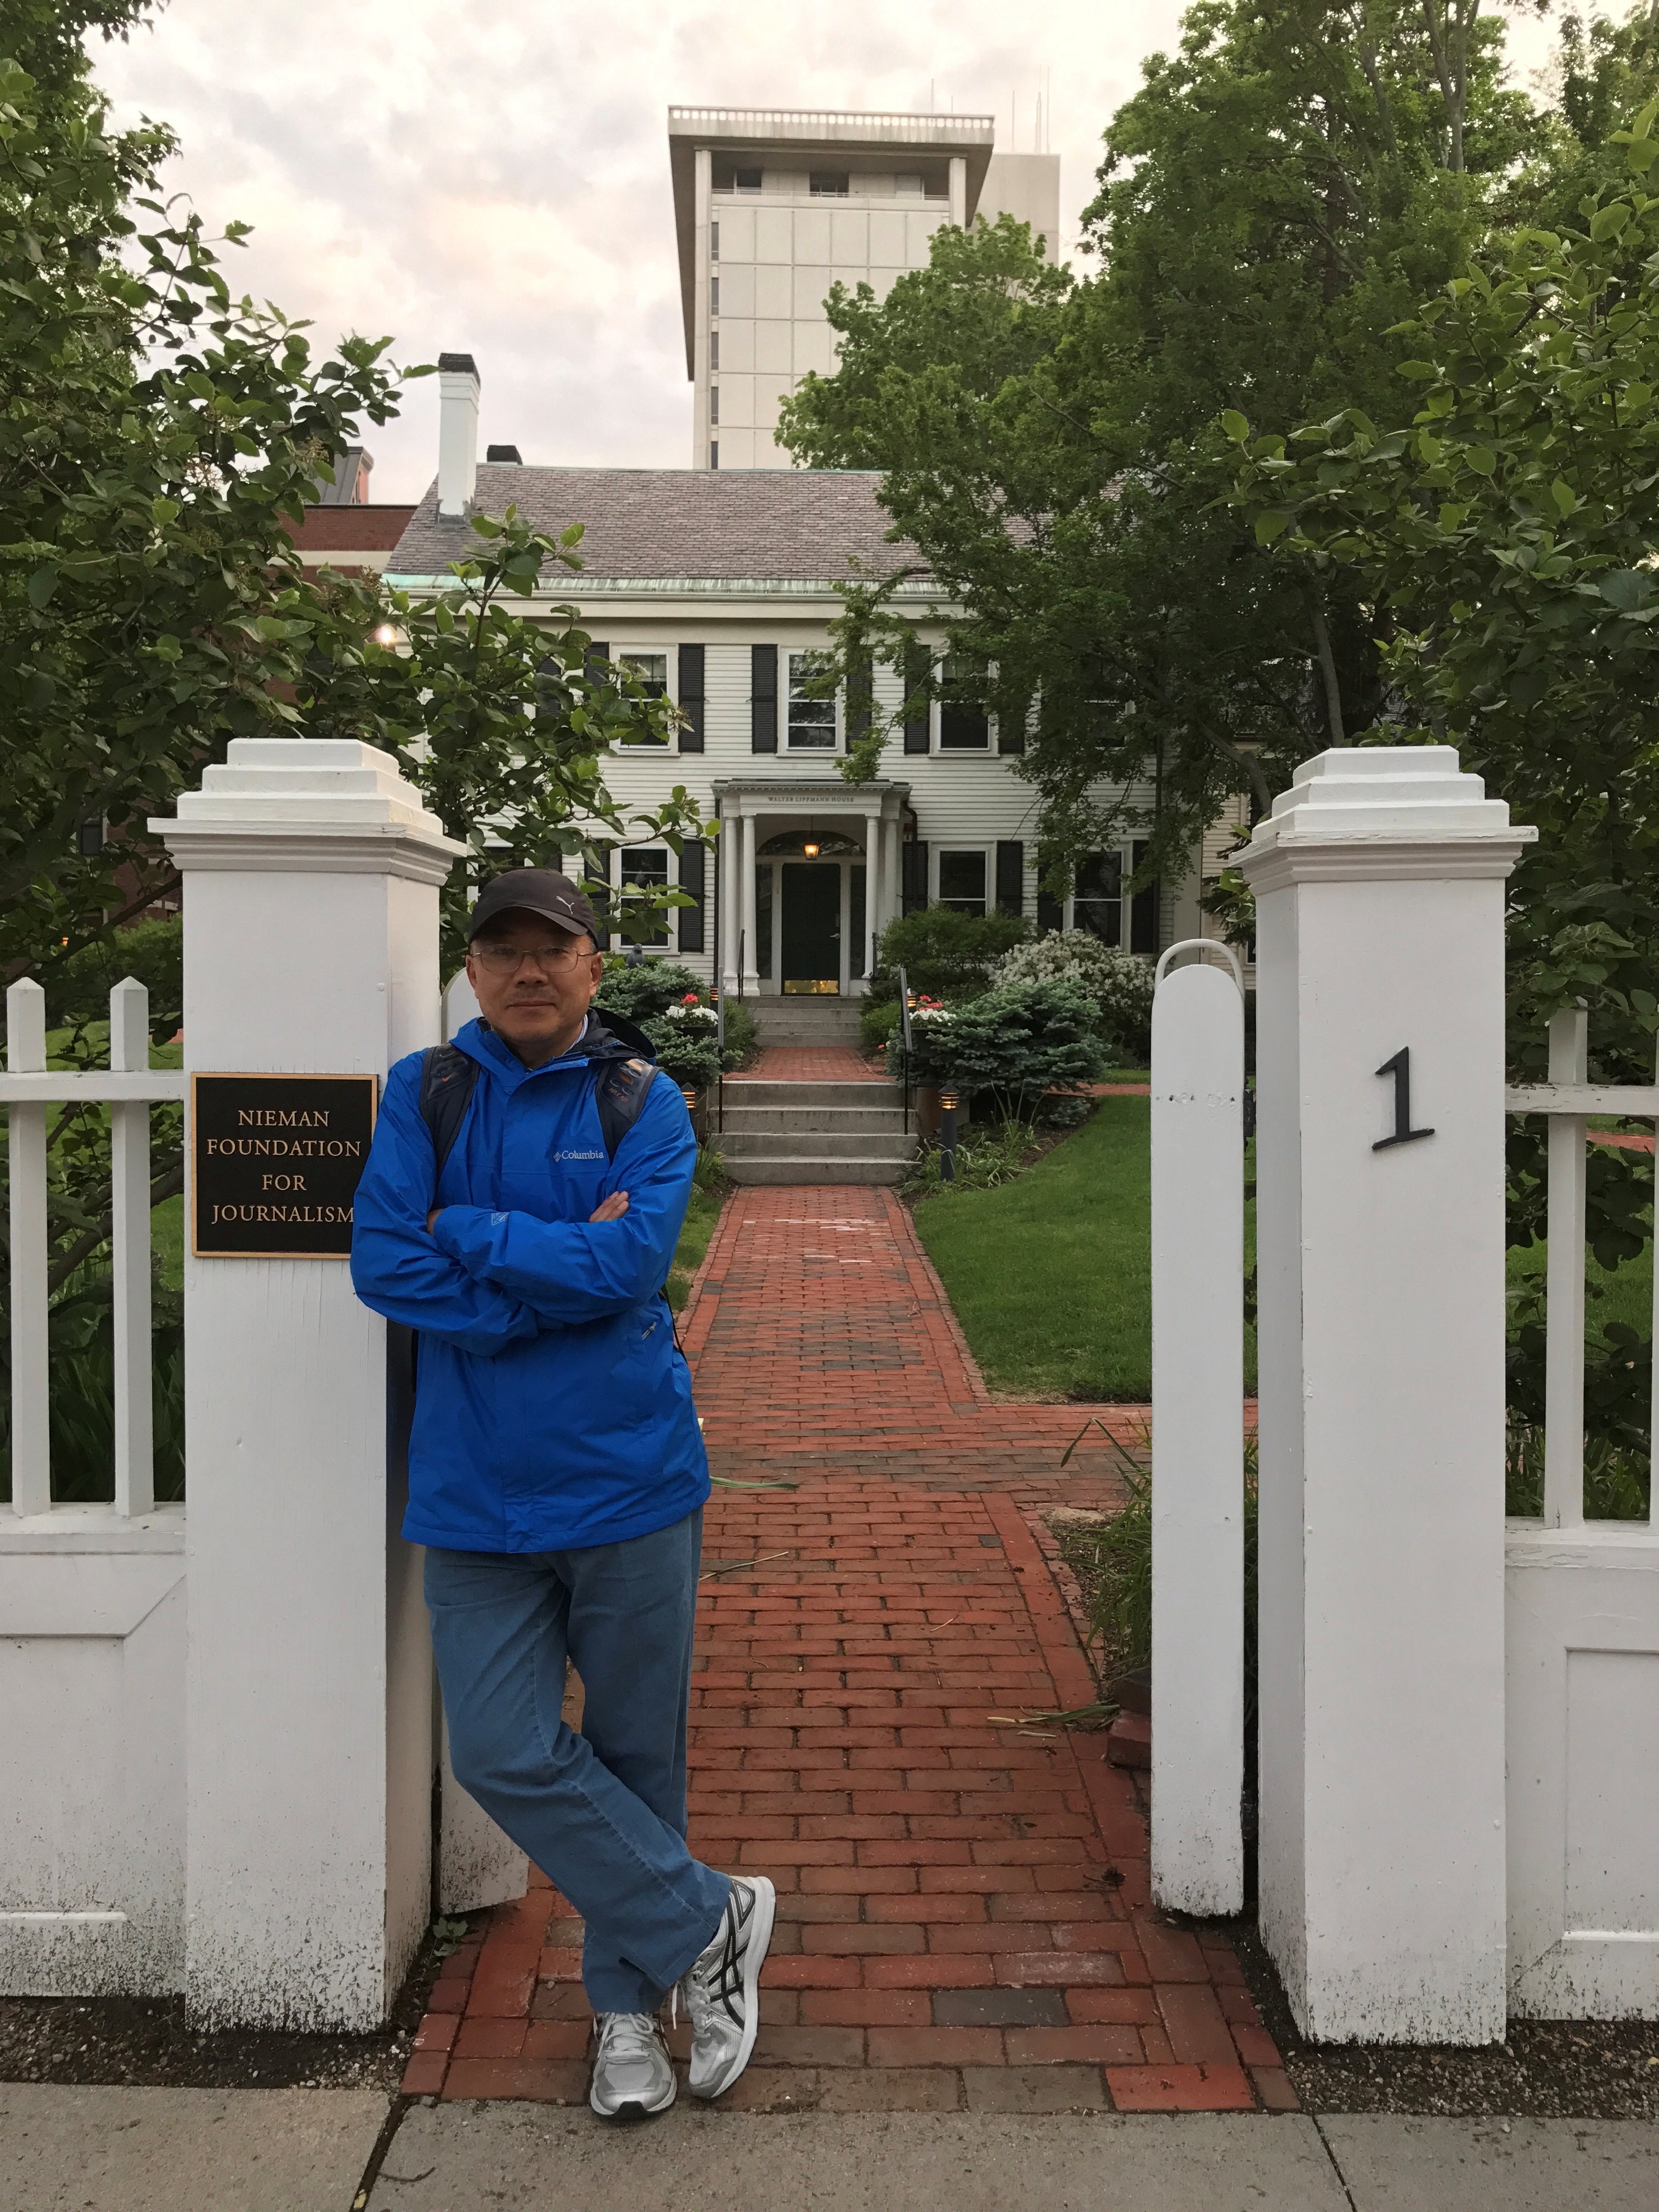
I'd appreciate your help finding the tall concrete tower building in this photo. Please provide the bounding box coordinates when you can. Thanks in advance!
[668,108,1059,471]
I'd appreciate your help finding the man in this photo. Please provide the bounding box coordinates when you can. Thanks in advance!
[351,868,773,2121]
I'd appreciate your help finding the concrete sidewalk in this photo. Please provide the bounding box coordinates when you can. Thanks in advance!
[9,2086,1658,2212]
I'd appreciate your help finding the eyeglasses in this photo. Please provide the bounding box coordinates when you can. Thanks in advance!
[470,941,590,975]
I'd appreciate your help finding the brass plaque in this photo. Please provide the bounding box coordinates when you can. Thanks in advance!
[192,1073,379,1258]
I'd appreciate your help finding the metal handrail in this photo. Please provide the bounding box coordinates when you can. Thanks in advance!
[897,964,913,1137]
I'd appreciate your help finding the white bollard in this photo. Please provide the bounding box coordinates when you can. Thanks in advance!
[1237,747,1532,2044]
[156,739,464,2031]
[1150,950,1245,1916]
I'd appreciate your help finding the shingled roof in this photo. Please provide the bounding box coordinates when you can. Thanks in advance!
[385,465,926,586]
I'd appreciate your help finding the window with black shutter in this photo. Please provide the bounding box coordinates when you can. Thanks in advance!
[678,839,707,954]
[751,644,777,752]
[995,840,1024,917]
[847,650,873,750]
[901,839,929,916]
[677,644,705,753]
[903,640,931,754]
[582,842,612,951]
[1130,839,1159,955]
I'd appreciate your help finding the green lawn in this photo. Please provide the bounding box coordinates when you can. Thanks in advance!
[916,1100,1652,1405]
[915,1099,1181,1401]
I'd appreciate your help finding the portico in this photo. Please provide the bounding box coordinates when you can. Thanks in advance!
[714,777,910,998]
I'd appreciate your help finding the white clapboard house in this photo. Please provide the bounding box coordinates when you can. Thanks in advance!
[383,356,1229,1008]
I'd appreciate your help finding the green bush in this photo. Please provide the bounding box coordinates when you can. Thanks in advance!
[50,918,183,1043]
[640,1018,723,1094]
[891,979,1105,1118]
[860,997,904,1052]
[594,957,706,1024]
[720,998,759,1067]
[991,932,1156,1062]
[870,907,1028,1004]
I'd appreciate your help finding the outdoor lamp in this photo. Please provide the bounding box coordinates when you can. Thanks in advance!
[681,1084,698,1111]
[803,839,820,857]
[940,1091,959,1114]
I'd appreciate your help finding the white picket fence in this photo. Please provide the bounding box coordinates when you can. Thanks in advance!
[5,976,184,1517]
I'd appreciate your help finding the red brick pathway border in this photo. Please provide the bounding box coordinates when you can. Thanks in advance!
[404,1187,1287,2115]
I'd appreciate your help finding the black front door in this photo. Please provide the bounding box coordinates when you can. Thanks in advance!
[780,864,840,994]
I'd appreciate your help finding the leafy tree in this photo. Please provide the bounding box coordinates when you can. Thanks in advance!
[778,0,1543,898]
[0,3,704,1497]
[1229,93,1659,1493]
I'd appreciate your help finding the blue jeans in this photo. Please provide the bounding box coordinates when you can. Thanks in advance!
[425,1508,730,2014]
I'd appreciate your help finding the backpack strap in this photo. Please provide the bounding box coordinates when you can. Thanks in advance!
[418,1043,481,1180]
[595,1055,660,1160]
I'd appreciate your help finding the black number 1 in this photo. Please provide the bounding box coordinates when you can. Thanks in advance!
[1373,1047,1435,1152]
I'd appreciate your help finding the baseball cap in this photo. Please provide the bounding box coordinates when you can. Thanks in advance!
[466,868,597,944]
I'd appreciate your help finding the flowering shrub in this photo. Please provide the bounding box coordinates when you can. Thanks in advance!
[990,932,1155,1062]
[883,996,956,1085]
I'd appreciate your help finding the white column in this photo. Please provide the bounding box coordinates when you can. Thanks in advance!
[1237,746,1533,2045]
[1150,958,1244,1916]
[719,802,740,997]
[157,738,465,2032]
[949,156,968,229]
[864,805,883,980]
[739,809,760,994]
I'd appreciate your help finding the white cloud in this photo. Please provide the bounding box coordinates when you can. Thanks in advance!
[94,0,1562,498]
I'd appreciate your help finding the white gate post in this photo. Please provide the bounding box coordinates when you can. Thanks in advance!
[1237,747,1532,2044]
[1150,949,1245,1916]
[156,738,464,2031]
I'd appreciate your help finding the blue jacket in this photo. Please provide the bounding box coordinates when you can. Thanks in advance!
[350,1015,709,1552]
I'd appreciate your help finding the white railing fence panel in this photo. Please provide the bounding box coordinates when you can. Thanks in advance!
[2,976,184,1516]
[7,980,50,1516]
[1505,1008,1659,2021]
[1506,1014,1658,1530]
[1543,1008,1589,1529]
[109,978,155,1517]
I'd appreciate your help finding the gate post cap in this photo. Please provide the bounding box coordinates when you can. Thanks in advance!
[1236,745,1535,889]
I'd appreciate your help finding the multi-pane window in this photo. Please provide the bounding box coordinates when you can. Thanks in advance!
[620,845,669,947]
[713,161,763,192]
[710,331,719,371]
[622,653,668,743]
[787,652,836,748]
[1073,851,1123,945]
[938,850,988,915]
[710,219,719,259]
[938,657,990,749]
[710,275,719,315]
[810,171,850,196]
[709,385,719,425]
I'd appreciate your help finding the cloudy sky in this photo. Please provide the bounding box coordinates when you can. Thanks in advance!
[95,1,1561,500]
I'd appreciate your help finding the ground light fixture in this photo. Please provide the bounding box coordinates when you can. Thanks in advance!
[939,1090,960,1183]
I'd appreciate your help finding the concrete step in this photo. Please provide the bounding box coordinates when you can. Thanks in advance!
[720,1105,909,1135]
[725,1155,910,1187]
[721,1081,903,1111]
[719,1128,917,1163]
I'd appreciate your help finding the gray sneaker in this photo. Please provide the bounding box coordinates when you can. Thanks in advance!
[588,2010,676,2121]
[680,1875,776,2100]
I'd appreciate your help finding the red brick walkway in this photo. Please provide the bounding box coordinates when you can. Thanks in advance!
[727,1047,888,1082]
[404,1188,1287,2115]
